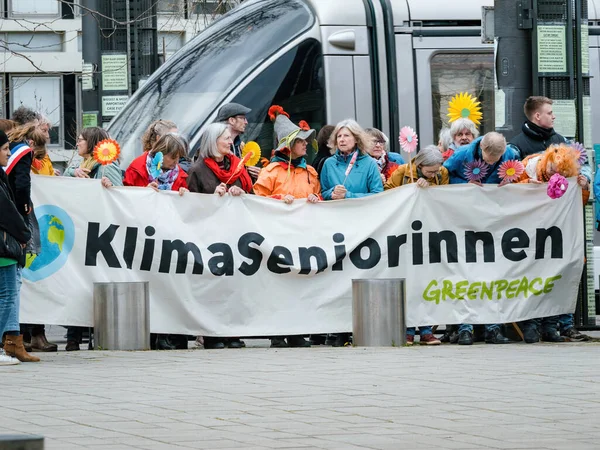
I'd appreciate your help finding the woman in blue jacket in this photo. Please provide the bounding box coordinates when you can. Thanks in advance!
[320,119,383,200]
[320,120,383,348]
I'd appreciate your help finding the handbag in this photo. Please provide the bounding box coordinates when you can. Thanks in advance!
[0,227,25,264]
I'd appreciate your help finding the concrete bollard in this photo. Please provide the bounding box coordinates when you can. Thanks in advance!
[352,278,406,346]
[93,281,150,350]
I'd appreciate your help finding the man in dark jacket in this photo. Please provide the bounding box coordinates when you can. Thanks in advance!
[509,96,566,158]
[511,96,590,344]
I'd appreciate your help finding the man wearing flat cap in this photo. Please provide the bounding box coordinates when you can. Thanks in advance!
[216,102,260,179]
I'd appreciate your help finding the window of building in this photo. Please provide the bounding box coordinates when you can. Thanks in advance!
[5,32,63,53]
[430,52,494,142]
[188,0,234,15]
[158,0,183,14]
[157,32,184,63]
[10,76,62,145]
[0,78,4,118]
[9,0,60,17]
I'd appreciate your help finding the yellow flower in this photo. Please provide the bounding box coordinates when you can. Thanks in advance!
[447,92,482,125]
[242,141,261,166]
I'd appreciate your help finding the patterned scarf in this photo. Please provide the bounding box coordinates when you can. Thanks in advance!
[146,152,179,190]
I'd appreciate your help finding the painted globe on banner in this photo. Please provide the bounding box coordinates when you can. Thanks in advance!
[23,205,75,282]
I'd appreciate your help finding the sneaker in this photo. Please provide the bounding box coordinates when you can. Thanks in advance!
[406,335,414,346]
[419,334,441,345]
[523,327,540,344]
[541,331,566,343]
[561,328,589,342]
[0,349,20,366]
[458,330,473,345]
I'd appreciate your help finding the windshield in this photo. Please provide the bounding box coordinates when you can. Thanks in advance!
[108,0,314,166]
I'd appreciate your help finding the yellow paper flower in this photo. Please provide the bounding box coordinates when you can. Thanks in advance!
[447,92,482,125]
[242,141,261,166]
[93,139,121,165]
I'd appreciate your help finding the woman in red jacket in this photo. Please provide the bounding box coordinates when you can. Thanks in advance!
[124,133,189,194]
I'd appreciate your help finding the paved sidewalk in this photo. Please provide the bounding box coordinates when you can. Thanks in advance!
[2,334,600,450]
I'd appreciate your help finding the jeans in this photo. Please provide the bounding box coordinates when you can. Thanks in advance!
[406,326,433,336]
[521,314,574,334]
[0,264,19,336]
[458,323,500,334]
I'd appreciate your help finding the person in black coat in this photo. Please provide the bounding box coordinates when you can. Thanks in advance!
[6,119,58,352]
[509,96,566,158]
[0,129,39,363]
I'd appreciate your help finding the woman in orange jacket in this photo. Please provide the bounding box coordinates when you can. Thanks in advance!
[254,107,320,348]
[254,107,320,204]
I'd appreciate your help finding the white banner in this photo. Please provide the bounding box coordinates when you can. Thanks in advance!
[22,176,584,335]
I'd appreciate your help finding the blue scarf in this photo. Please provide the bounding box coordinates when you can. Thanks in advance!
[146,153,179,190]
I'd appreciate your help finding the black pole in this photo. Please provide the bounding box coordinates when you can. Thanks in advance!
[81,0,102,125]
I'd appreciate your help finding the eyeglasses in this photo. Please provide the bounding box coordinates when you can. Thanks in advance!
[76,137,85,142]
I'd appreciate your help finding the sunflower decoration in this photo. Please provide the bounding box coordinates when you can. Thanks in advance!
[241,141,261,167]
[399,126,418,153]
[93,139,121,165]
[464,160,490,183]
[447,92,483,126]
[149,152,163,180]
[498,160,525,183]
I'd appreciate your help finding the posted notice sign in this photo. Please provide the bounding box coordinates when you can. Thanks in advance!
[101,54,128,91]
[101,95,128,117]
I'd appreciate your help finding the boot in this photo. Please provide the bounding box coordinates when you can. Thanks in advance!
[4,335,40,362]
[30,331,58,352]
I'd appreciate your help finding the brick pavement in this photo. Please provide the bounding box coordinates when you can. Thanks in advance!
[2,329,600,450]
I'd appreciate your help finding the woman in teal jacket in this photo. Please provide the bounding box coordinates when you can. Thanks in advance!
[320,119,383,200]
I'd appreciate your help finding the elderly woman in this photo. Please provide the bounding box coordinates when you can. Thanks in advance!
[187,123,253,198]
[0,130,36,364]
[188,123,252,350]
[124,133,188,194]
[320,119,383,201]
[320,120,383,347]
[65,127,123,188]
[364,128,403,183]
[254,110,320,348]
[383,145,448,345]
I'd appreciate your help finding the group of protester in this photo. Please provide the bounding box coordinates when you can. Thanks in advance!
[0,95,594,364]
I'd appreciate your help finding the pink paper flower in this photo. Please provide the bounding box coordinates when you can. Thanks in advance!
[399,126,418,153]
[498,160,525,183]
[464,160,490,183]
[547,173,569,199]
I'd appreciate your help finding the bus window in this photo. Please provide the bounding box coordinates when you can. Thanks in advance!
[227,39,325,163]
[430,53,494,143]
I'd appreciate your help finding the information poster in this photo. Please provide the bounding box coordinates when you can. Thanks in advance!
[582,24,589,74]
[537,25,567,72]
[101,54,128,91]
[82,63,94,91]
[101,95,128,117]
[82,112,98,128]
[552,99,576,138]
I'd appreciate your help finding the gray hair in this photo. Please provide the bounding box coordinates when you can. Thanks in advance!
[328,119,370,154]
[438,128,452,151]
[198,123,229,159]
[481,132,506,157]
[414,145,443,167]
[449,118,479,140]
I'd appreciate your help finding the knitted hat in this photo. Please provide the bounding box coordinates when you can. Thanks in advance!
[269,105,315,151]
